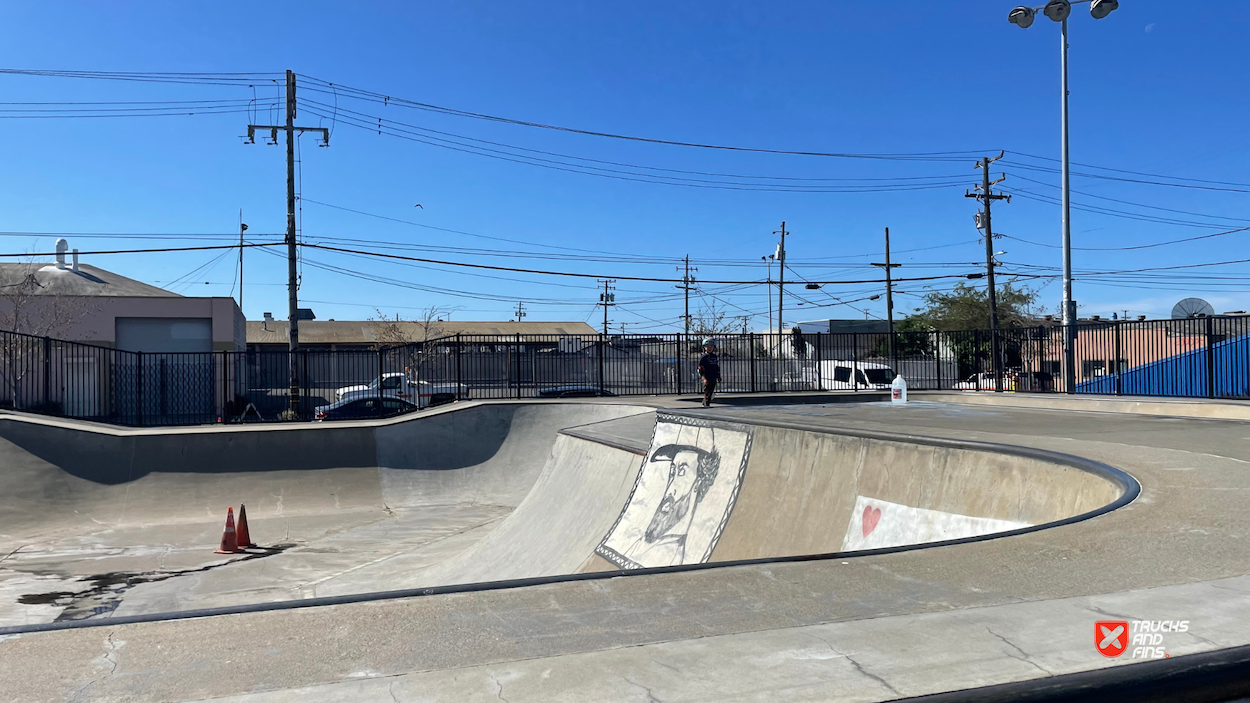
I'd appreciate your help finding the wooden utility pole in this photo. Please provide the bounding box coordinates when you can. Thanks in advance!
[775,222,787,335]
[967,152,1011,392]
[872,228,901,367]
[677,255,697,335]
[246,70,329,417]
[598,279,616,336]
[514,301,526,322]
[238,211,246,311]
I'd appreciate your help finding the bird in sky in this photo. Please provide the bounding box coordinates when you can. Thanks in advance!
[414,204,423,209]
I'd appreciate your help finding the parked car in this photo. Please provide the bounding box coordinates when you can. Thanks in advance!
[315,396,420,421]
[536,385,617,398]
[335,372,469,408]
[811,361,897,390]
[954,371,1051,391]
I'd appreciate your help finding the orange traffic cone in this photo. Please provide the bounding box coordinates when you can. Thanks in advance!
[236,504,257,549]
[215,507,241,554]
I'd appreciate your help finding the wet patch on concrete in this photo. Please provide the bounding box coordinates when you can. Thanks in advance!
[17,544,293,621]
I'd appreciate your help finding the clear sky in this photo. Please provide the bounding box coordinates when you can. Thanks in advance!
[1,1,1246,332]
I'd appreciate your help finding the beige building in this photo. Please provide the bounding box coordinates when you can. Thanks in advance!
[0,246,244,352]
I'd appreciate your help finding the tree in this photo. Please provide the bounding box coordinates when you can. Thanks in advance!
[908,282,1041,377]
[368,305,455,349]
[909,282,1039,331]
[0,263,95,410]
[690,300,741,338]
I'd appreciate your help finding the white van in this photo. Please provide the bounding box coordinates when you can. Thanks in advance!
[812,360,897,390]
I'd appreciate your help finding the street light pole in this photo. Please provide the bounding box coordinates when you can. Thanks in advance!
[1060,16,1076,393]
[1009,0,1119,393]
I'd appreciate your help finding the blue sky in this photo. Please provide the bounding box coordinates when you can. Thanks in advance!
[0,1,1246,332]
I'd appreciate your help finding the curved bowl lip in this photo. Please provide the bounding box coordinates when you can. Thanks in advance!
[0,409,1141,637]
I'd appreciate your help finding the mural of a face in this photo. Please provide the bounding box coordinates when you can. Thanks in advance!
[597,415,752,570]
[644,446,718,545]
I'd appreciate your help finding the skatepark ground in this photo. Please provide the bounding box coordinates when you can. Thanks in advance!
[0,392,1248,701]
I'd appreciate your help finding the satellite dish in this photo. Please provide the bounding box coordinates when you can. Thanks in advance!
[1172,298,1215,319]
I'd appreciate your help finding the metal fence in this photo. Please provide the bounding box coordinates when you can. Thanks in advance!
[2,316,1248,426]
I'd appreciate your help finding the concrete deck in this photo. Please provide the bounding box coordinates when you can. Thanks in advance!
[0,396,1248,701]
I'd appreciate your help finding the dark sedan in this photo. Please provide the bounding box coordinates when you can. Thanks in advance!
[315,396,420,421]
[536,385,618,398]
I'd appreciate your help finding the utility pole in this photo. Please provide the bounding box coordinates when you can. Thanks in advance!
[774,222,787,336]
[597,279,616,336]
[966,152,1010,392]
[676,255,697,335]
[238,211,247,312]
[246,69,329,417]
[871,227,901,367]
[762,255,774,337]
[514,301,526,322]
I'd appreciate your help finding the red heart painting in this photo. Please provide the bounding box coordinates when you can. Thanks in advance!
[862,505,882,538]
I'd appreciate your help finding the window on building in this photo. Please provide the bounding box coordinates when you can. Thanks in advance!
[1083,360,1107,377]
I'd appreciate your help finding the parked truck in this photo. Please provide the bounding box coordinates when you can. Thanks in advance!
[335,372,470,408]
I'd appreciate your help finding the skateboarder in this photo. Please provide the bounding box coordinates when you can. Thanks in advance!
[698,338,720,407]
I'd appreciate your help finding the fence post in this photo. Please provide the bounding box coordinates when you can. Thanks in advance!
[750,333,757,393]
[1206,315,1216,399]
[220,349,227,422]
[455,334,462,392]
[377,347,384,417]
[135,351,144,426]
[515,334,522,399]
[852,332,859,393]
[814,332,823,390]
[598,335,606,396]
[934,332,941,391]
[1114,321,1123,397]
[42,336,50,408]
[676,335,683,395]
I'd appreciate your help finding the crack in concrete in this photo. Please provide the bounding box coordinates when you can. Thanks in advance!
[102,630,121,677]
[804,631,901,697]
[986,626,1052,675]
[623,676,663,702]
[66,629,120,703]
[1088,604,1139,622]
[388,679,401,703]
[649,656,682,675]
[488,673,511,703]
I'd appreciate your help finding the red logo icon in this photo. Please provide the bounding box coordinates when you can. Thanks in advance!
[1096,621,1129,658]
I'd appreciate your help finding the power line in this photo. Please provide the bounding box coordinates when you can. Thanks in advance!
[1006,173,1250,223]
[1007,150,1250,189]
[299,242,997,285]
[299,98,977,190]
[303,104,974,194]
[0,242,282,258]
[999,226,1250,252]
[297,73,989,163]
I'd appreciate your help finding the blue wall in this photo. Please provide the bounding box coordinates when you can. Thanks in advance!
[1076,333,1250,398]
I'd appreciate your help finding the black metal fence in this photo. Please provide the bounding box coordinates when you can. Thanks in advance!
[2,316,1248,426]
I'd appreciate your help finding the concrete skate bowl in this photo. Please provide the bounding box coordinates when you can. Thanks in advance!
[582,411,1139,571]
[0,402,1138,631]
[0,402,651,626]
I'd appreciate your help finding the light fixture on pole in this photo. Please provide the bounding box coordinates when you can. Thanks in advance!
[1006,0,1117,393]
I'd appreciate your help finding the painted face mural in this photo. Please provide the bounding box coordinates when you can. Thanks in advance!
[597,416,752,569]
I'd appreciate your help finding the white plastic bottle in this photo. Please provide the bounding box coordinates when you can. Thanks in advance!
[891,374,907,403]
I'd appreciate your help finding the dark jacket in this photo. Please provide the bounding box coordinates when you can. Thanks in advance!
[698,352,721,381]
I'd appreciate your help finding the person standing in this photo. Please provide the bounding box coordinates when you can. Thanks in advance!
[698,338,721,408]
